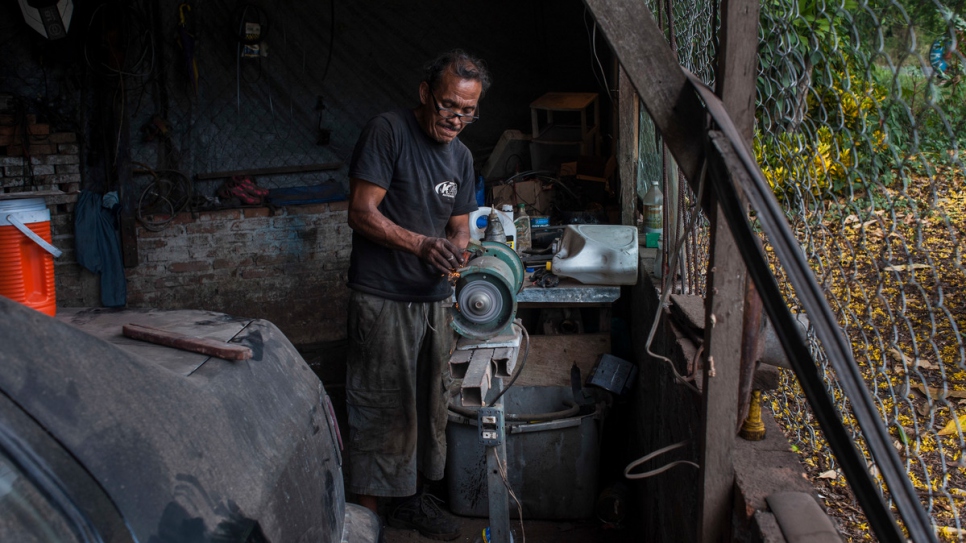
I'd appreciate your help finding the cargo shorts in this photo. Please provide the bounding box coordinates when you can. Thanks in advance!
[344,289,458,498]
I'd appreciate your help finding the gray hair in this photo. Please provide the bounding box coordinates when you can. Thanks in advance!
[424,49,492,97]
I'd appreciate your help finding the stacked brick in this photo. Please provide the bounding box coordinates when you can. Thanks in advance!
[0,114,81,204]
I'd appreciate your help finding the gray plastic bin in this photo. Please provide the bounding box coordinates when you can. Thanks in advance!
[445,386,602,519]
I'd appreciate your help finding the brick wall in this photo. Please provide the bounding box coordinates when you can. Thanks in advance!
[125,202,352,346]
[2,117,352,346]
[0,115,81,194]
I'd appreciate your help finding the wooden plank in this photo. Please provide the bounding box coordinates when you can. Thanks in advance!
[618,65,640,227]
[122,323,252,360]
[699,2,759,540]
[530,92,599,111]
[117,93,138,268]
[515,333,610,387]
[0,190,77,205]
[582,0,705,184]
[194,162,343,181]
[716,0,767,448]
[698,201,747,543]
[716,0,761,144]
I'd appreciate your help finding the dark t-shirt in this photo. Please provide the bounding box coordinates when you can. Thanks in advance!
[347,108,478,302]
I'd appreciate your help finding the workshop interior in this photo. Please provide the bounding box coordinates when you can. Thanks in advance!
[0,1,890,543]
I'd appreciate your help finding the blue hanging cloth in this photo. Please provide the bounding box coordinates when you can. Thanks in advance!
[74,190,127,307]
[930,37,950,78]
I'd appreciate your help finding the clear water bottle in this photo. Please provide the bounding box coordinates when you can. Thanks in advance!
[513,203,531,256]
[641,180,663,237]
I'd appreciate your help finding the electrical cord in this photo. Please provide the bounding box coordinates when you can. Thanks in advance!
[583,7,613,101]
[624,440,699,480]
[643,157,709,394]
[82,2,156,80]
[490,447,526,543]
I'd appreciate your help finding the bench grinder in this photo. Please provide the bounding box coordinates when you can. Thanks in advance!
[450,240,524,340]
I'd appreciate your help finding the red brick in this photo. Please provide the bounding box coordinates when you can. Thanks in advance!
[244,207,271,218]
[241,268,274,279]
[48,133,77,144]
[256,254,298,266]
[141,212,192,228]
[197,208,242,221]
[328,200,349,212]
[288,202,329,215]
[154,276,185,289]
[124,263,166,277]
[7,144,56,157]
[27,124,49,135]
[213,257,253,270]
[186,273,220,285]
[137,238,167,250]
[168,261,210,273]
[185,221,226,234]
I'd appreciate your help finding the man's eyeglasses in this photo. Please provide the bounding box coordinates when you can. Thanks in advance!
[431,91,479,124]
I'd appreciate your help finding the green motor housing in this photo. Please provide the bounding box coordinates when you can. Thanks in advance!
[451,241,524,340]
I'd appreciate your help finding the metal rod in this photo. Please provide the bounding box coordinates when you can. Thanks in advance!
[486,376,512,543]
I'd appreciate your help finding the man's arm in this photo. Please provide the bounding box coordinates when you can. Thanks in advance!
[348,177,466,273]
[446,213,470,255]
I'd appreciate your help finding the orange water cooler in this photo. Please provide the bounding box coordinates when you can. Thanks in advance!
[0,198,62,316]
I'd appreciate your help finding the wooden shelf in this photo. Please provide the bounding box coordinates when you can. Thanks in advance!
[530,92,600,156]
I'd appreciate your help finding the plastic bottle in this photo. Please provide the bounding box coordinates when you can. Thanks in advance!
[513,203,531,256]
[546,225,639,285]
[500,205,515,250]
[472,526,517,543]
[641,180,663,238]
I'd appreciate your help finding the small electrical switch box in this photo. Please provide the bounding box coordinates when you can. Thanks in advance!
[478,407,504,446]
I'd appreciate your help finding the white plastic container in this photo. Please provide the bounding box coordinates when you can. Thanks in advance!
[549,225,638,285]
[468,206,515,241]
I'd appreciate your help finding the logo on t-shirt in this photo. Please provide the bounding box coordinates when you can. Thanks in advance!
[435,180,458,200]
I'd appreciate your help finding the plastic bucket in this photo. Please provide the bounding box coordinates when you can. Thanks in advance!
[0,198,62,316]
[445,386,602,519]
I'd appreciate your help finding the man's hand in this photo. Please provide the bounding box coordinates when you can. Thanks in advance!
[418,236,465,273]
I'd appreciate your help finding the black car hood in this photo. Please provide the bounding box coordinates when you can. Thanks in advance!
[0,298,344,543]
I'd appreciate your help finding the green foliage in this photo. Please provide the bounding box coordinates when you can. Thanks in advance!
[756,0,966,199]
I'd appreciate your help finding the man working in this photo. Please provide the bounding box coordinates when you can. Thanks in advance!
[344,49,490,540]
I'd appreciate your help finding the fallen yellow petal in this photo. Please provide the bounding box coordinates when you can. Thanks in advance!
[937,414,966,436]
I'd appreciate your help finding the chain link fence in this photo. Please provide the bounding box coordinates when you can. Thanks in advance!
[756,0,966,539]
[97,0,349,227]
[642,0,966,539]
